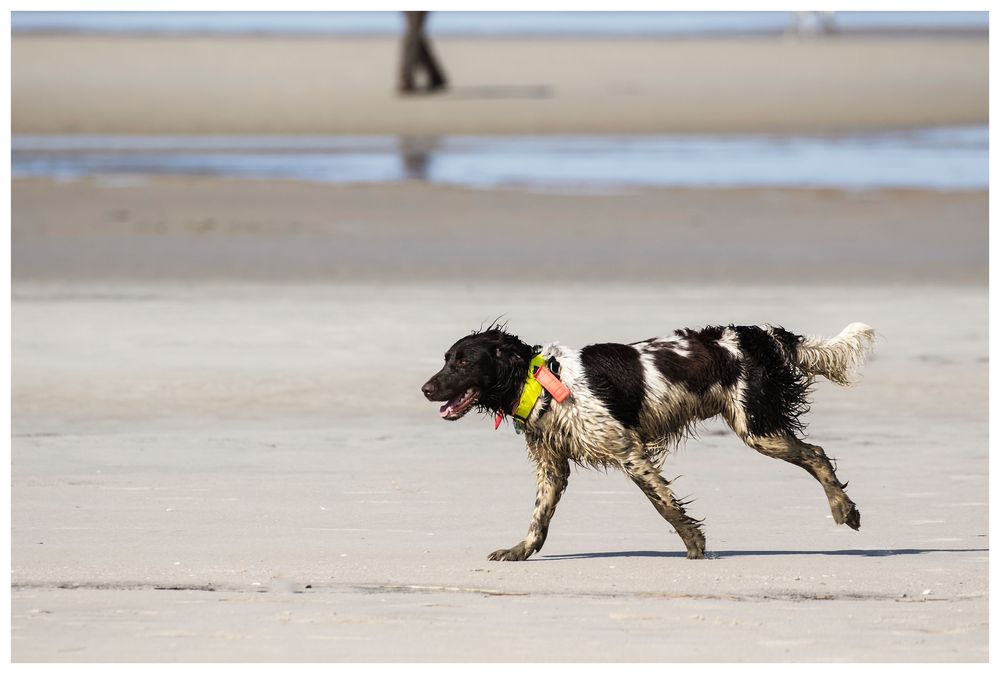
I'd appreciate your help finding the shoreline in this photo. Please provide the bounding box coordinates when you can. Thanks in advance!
[11,127,988,191]
[13,27,990,39]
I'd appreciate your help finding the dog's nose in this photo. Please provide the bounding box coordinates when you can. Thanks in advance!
[421,382,437,399]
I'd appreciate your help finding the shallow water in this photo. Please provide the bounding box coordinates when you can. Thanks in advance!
[10,11,988,37]
[11,127,988,191]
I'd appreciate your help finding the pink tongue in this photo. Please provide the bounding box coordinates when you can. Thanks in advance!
[439,391,471,418]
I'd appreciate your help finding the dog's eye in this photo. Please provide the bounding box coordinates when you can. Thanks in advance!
[456,359,469,368]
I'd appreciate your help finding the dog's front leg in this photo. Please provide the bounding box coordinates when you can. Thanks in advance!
[489,457,570,562]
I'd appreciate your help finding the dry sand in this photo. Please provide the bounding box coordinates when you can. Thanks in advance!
[10,177,988,661]
[11,281,988,662]
[12,34,988,134]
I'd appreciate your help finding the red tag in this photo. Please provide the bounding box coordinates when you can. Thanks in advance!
[495,411,505,430]
[534,365,570,403]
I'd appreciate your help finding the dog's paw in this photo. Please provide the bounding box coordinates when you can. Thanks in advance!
[831,498,861,530]
[687,535,705,559]
[684,530,706,559]
[844,505,861,530]
[488,544,532,562]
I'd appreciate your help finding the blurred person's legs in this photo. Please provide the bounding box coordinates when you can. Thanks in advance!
[399,11,448,94]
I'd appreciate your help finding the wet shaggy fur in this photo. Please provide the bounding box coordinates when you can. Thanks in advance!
[422,322,877,561]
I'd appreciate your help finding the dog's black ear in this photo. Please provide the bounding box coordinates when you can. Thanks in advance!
[493,332,530,364]
[472,328,534,415]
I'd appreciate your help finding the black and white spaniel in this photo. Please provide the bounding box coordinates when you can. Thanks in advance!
[422,321,876,561]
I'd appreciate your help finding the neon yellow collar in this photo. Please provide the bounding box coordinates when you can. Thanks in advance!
[512,354,548,424]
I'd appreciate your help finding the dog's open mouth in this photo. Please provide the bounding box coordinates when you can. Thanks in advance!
[439,388,480,420]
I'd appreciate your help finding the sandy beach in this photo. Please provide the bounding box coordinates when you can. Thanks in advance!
[11,279,988,661]
[11,176,989,661]
[9,16,989,663]
[12,34,987,134]
[11,178,987,285]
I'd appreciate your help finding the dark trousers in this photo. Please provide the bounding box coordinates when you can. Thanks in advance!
[399,11,448,93]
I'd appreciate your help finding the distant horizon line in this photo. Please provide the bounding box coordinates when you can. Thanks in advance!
[10,10,989,38]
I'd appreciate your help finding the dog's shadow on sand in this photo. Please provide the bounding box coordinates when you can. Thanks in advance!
[540,548,987,560]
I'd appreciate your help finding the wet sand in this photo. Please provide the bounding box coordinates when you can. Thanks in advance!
[12,34,987,134]
[11,178,987,285]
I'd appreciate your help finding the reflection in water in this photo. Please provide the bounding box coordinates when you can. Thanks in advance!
[398,136,439,181]
[10,128,988,191]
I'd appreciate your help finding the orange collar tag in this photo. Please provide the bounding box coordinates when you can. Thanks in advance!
[534,364,570,403]
[496,360,570,432]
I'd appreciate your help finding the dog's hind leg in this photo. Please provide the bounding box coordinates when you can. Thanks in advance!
[744,433,861,530]
[624,454,706,559]
[489,456,570,562]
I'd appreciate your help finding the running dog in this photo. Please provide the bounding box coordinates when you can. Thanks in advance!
[421,322,876,561]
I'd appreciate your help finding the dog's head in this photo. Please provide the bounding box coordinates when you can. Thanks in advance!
[421,327,534,421]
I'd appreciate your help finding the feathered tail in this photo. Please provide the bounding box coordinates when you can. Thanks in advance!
[795,322,877,386]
